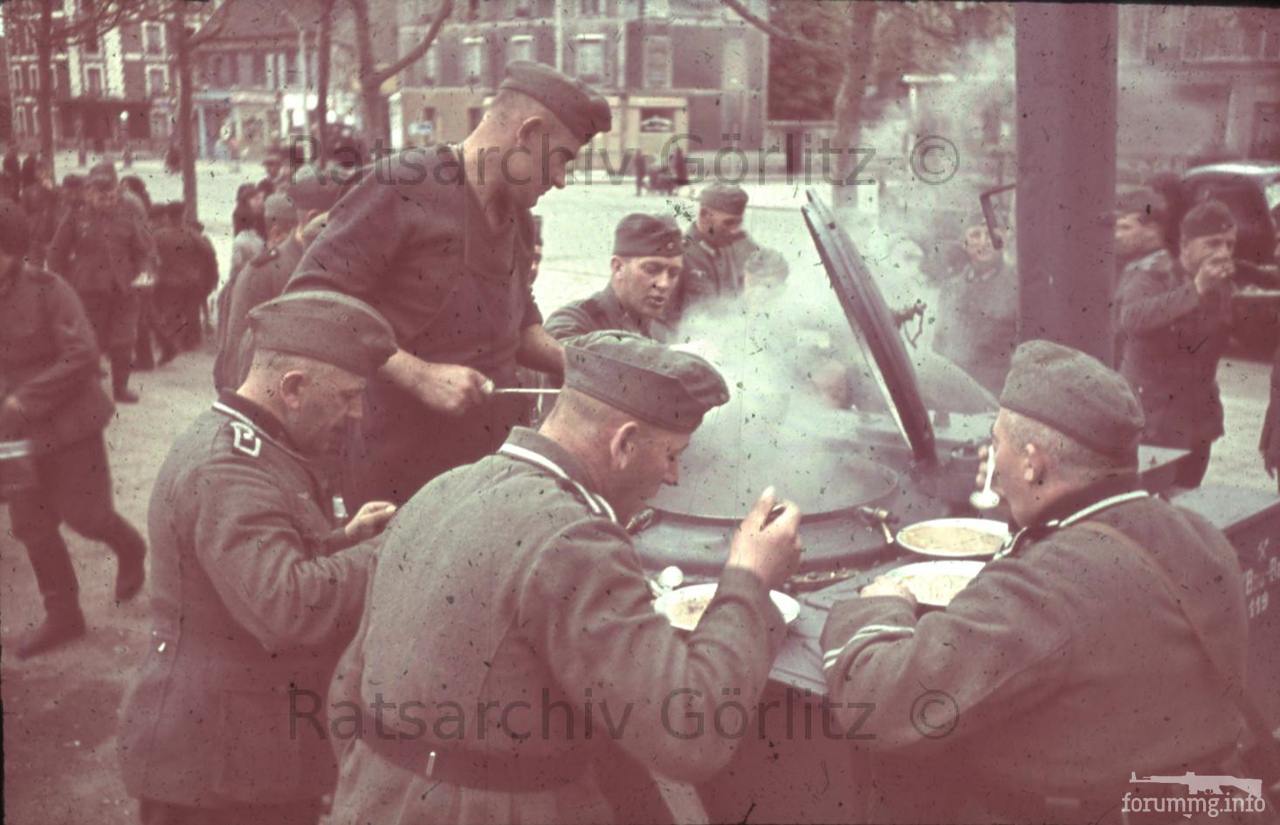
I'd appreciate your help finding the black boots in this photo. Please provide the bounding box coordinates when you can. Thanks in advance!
[111,528,147,602]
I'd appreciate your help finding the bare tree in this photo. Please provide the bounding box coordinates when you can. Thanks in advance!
[5,0,152,179]
[312,0,339,168]
[723,0,1012,208]
[347,0,453,149]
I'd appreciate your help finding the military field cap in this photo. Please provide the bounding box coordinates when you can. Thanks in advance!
[288,164,360,212]
[248,290,396,377]
[499,60,612,143]
[1115,187,1167,221]
[1180,199,1235,243]
[564,330,730,433]
[0,198,30,256]
[613,213,682,258]
[88,161,118,189]
[263,192,298,224]
[698,183,748,216]
[999,339,1144,460]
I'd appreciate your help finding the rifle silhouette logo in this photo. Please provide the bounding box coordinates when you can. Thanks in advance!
[1130,771,1263,800]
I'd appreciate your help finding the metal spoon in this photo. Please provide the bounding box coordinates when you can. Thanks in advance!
[970,447,1000,510]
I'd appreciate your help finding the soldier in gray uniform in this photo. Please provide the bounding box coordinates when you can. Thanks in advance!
[322,331,803,825]
[1118,200,1238,489]
[0,200,146,659]
[1112,187,1172,366]
[118,291,400,825]
[821,340,1248,823]
[288,61,612,507]
[47,161,156,403]
[931,214,1019,395]
[544,213,683,341]
[669,182,760,321]
[213,167,356,392]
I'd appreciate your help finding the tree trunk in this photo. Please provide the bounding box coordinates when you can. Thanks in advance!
[173,2,199,222]
[313,0,335,168]
[36,0,57,178]
[348,0,381,150]
[829,2,878,211]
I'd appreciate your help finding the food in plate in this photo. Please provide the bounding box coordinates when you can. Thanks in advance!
[882,560,986,607]
[654,583,800,631]
[897,518,1009,558]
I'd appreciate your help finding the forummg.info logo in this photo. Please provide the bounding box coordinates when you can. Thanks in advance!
[1122,771,1269,818]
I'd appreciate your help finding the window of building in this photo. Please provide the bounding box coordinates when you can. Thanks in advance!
[148,67,166,97]
[144,21,165,55]
[643,36,671,89]
[13,68,23,96]
[14,107,26,136]
[85,32,101,54]
[574,36,606,83]
[87,67,103,96]
[513,0,534,17]
[29,65,39,92]
[464,37,486,84]
[509,35,534,64]
[427,44,440,82]
[580,0,601,15]
[253,53,268,86]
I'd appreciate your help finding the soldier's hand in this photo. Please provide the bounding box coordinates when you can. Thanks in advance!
[411,361,493,416]
[1193,255,1234,296]
[344,501,397,543]
[861,575,917,605]
[726,487,802,590]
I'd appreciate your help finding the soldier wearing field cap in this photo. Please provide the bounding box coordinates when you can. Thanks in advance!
[670,182,760,321]
[545,213,683,341]
[288,60,612,508]
[0,198,147,659]
[47,160,157,403]
[119,291,401,825]
[821,339,1248,824]
[213,192,303,390]
[323,331,803,825]
[1118,199,1238,488]
[1111,187,1172,366]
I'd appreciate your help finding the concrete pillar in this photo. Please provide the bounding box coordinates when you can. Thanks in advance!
[1015,4,1118,363]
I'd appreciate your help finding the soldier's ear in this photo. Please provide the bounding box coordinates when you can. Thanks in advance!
[609,421,642,471]
[278,370,308,411]
[1024,442,1049,485]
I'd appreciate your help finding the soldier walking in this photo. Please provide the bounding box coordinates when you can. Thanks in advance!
[47,162,156,403]
[0,201,146,659]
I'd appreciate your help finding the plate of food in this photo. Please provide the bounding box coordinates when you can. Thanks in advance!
[896,518,1009,558]
[653,583,801,631]
[881,560,986,607]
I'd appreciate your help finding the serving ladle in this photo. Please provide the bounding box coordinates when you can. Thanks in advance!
[970,447,1000,510]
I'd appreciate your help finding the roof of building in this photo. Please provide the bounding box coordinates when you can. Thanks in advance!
[198,0,345,42]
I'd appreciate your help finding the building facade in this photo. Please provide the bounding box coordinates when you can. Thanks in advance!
[2,0,189,154]
[192,0,367,160]
[1118,5,1280,161]
[387,0,769,163]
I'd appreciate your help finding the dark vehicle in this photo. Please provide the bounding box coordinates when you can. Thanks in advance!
[1180,162,1280,353]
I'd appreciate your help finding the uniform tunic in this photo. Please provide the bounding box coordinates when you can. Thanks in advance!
[820,478,1247,823]
[543,285,654,341]
[322,427,788,825]
[930,260,1019,395]
[47,203,156,350]
[213,236,304,391]
[671,225,759,319]
[1118,249,1234,451]
[287,145,542,505]
[118,393,376,810]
